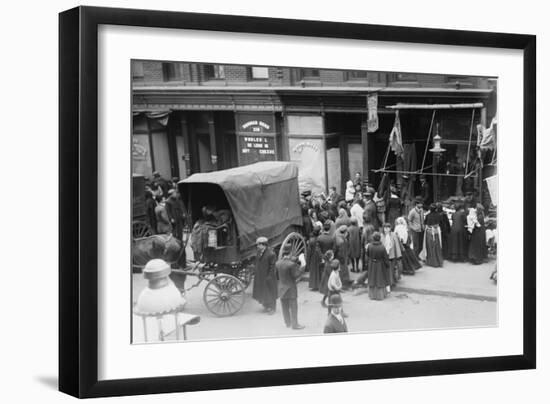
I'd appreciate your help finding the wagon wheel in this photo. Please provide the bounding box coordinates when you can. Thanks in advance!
[203,274,245,317]
[235,264,254,289]
[132,220,153,239]
[279,232,307,262]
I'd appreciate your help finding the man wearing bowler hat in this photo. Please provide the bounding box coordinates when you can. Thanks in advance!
[252,236,277,314]
[323,294,348,334]
[276,243,305,330]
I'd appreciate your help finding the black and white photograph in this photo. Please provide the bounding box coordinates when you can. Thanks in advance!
[131,61,498,343]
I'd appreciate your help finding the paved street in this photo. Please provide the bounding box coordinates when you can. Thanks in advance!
[132,260,497,342]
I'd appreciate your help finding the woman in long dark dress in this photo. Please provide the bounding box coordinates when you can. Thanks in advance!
[448,204,468,262]
[334,225,351,288]
[422,204,444,267]
[307,226,323,291]
[348,217,362,272]
[468,204,487,265]
[394,217,421,274]
[366,232,391,300]
[437,203,451,259]
[386,185,402,230]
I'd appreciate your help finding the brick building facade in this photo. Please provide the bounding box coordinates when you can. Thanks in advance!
[132,61,496,201]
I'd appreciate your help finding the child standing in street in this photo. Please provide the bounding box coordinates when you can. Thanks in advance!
[323,294,348,333]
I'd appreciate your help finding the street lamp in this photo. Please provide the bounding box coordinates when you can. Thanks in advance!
[429,123,446,202]
[134,258,191,342]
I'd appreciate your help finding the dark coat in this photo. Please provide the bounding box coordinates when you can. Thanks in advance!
[319,261,332,296]
[363,200,378,229]
[307,235,323,290]
[252,247,277,305]
[323,313,348,333]
[468,214,487,263]
[317,232,335,254]
[366,241,390,288]
[449,210,468,261]
[348,223,361,259]
[276,257,302,299]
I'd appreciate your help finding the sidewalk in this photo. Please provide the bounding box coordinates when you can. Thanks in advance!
[391,260,497,301]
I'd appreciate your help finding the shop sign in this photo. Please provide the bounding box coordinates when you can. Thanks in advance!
[236,113,275,134]
[238,135,277,165]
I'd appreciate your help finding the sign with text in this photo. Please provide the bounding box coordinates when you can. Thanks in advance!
[236,113,278,165]
[235,113,275,134]
[238,135,277,165]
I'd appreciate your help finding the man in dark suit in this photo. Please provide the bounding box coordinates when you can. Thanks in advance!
[323,294,348,333]
[252,236,278,314]
[276,243,305,329]
[363,191,379,230]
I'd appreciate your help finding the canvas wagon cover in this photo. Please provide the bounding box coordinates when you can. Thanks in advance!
[179,162,303,250]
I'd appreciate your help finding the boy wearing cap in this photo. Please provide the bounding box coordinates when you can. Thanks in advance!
[252,236,277,314]
[276,243,305,330]
[408,197,425,258]
[323,294,348,333]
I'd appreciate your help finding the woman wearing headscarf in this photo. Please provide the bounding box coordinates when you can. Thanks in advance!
[437,203,451,259]
[394,216,421,274]
[334,225,351,288]
[335,208,351,229]
[468,204,487,265]
[381,222,403,287]
[386,184,402,230]
[365,232,391,300]
[307,225,323,291]
[421,203,444,267]
[448,203,468,262]
[361,216,376,275]
[348,217,362,272]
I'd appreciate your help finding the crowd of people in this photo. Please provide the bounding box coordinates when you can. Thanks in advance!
[142,171,187,240]
[298,172,495,304]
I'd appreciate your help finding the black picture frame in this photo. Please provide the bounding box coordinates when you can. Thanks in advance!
[59,5,536,398]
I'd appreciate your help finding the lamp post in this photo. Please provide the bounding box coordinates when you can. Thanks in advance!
[134,258,189,342]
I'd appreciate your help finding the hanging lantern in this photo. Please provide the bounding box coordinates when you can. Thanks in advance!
[430,123,446,156]
[429,134,446,154]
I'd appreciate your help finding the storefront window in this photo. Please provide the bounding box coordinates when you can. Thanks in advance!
[326,143,341,194]
[132,134,153,177]
[151,131,172,179]
[288,138,326,194]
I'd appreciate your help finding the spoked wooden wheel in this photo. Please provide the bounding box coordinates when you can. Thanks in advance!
[279,232,307,261]
[235,264,254,289]
[203,274,245,317]
[132,220,153,239]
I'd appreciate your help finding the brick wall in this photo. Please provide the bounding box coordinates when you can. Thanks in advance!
[142,61,164,83]
[135,61,489,89]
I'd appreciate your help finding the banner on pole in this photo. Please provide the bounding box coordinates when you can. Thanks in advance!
[367,93,379,133]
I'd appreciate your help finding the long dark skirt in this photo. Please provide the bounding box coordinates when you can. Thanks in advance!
[425,226,444,267]
[401,243,421,274]
[449,228,468,262]
[307,250,323,290]
[468,226,487,264]
[319,262,332,296]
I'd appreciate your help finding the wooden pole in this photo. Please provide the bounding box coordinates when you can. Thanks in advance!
[387,102,484,110]
[361,116,369,185]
